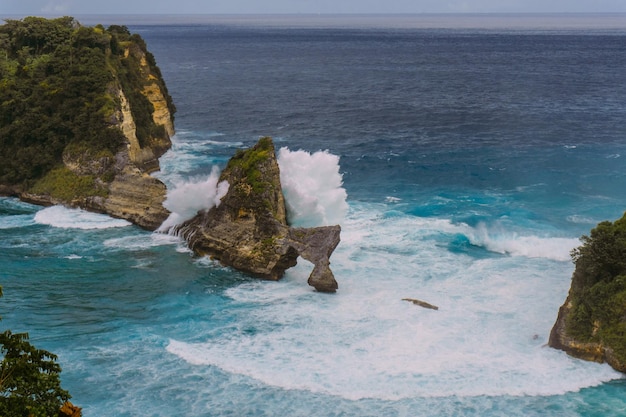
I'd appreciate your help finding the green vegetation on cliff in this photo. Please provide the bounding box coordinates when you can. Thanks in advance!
[565,212,626,363]
[227,136,275,194]
[0,16,175,192]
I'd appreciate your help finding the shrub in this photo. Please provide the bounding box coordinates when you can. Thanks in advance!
[0,286,72,417]
[566,212,626,363]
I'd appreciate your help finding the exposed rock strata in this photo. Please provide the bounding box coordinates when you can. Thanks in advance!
[175,137,341,292]
[3,37,174,230]
[549,288,626,373]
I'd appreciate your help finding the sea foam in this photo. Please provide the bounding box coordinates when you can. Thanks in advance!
[34,206,131,229]
[158,166,229,232]
[157,146,348,231]
[166,203,621,401]
[277,147,348,227]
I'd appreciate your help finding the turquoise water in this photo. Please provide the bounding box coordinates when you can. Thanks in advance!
[2,15,626,416]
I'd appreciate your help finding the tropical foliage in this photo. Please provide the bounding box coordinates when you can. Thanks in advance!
[0,16,175,192]
[0,286,72,417]
[566,212,626,362]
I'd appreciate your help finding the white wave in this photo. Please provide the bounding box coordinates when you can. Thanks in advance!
[167,204,621,400]
[466,222,580,262]
[158,166,229,232]
[277,147,348,227]
[34,206,131,229]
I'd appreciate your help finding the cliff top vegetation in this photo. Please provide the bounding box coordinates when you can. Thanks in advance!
[0,16,175,191]
[565,211,626,364]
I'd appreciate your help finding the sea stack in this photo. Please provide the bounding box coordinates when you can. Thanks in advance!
[174,137,341,292]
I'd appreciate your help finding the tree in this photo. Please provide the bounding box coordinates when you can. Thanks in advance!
[0,286,72,417]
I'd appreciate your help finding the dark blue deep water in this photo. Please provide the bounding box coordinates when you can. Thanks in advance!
[2,15,626,416]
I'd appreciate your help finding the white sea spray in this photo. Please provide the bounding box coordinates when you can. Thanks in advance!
[158,166,229,232]
[277,147,348,227]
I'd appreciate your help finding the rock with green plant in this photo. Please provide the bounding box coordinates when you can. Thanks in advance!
[0,17,175,230]
[175,137,341,292]
[549,212,626,372]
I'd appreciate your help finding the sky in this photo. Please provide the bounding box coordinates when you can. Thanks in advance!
[2,0,626,15]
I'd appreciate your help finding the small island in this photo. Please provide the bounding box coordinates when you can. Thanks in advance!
[549,212,626,373]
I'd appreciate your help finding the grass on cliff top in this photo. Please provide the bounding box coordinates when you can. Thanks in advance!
[566,212,626,363]
[227,137,275,194]
[30,166,108,201]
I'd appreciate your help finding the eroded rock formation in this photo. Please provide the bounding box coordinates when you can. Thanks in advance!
[174,137,341,292]
[549,278,626,373]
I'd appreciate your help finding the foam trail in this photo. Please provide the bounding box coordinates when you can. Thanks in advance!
[158,166,229,232]
[34,206,131,229]
[277,147,348,227]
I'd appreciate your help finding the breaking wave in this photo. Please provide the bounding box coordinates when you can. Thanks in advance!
[158,166,229,232]
[34,206,131,229]
[277,147,348,227]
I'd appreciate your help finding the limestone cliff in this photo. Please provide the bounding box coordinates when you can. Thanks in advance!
[0,18,174,230]
[549,213,626,373]
[174,137,341,292]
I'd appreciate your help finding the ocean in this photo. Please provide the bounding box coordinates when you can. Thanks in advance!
[1,14,626,416]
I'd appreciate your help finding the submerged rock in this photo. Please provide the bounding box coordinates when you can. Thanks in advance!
[402,298,439,310]
[175,137,341,292]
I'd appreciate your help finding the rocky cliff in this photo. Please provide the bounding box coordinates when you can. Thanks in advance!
[549,213,626,373]
[0,18,174,230]
[174,137,341,292]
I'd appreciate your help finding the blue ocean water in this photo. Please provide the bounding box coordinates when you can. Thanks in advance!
[2,14,626,416]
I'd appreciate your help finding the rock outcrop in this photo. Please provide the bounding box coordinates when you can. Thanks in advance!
[549,213,626,373]
[549,296,613,365]
[0,19,174,230]
[174,137,341,292]
[549,280,626,373]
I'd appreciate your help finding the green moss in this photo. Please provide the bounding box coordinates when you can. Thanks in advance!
[30,166,108,200]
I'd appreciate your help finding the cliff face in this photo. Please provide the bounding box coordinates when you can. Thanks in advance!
[96,43,175,230]
[0,18,174,230]
[549,214,626,373]
[174,137,341,292]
